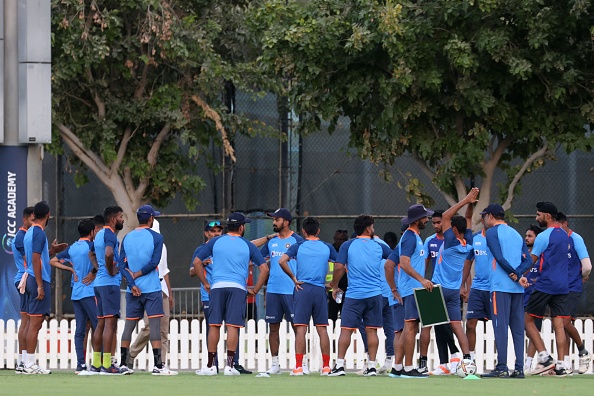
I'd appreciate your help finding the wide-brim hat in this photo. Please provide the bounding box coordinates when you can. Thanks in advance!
[402,204,434,225]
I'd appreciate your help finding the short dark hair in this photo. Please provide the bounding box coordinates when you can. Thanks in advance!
[23,206,34,218]
[383,232,398,249]
[432,210,445,218]
[103,206,123,222]
[353,215,374,236]
[227,223,241,232]
[556,212,568,223]
[138,217,150,225]
[92,214,105,227]
[527,224,543,236]
[33,201,50,219]
[302,217,319,236]
[77,219,95,238]
[451,215,467,234]
[492,213,505,221]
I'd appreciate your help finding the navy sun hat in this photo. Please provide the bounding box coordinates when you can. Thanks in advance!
[402,204,434,225]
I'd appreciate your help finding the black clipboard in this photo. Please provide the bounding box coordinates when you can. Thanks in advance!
[413,284,450,327]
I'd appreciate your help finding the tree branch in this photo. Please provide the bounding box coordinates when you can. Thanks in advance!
[134,63,150,100]
[412,153,457,206]
[56,123,110,177]
[502,142,548,210]
[84,66,106,119]
[454,177,467,201]
[111,127,134,176]
[191,95,236,162]
[134,123,172,199]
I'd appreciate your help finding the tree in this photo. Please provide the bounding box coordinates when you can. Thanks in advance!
[51,0,270,230]
[252,0,594,226]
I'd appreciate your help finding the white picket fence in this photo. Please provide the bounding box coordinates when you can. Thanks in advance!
[1,318,593,373]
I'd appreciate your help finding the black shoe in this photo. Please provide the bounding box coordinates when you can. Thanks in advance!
[553,367,571,377]
[401,368,428,378]
[388,368,402,378]
[532,356,555,375]
[328,366,345,377]
[481,368,509,378]
[510,369,525,378]
[234,365,252,375]
[362,367,377,377]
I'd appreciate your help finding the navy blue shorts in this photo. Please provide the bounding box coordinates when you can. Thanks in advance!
[392,303,404,332]
[15,281,28,314]
[523,289,534,308]
[209,287,247,327]
[293,284,328,326]
[567,292,581,319]
[265,292,294,323]
[340,295,383,329]
[125,291,164,320]
[466,288,491,320]
[94,285,121,318]
[442,287,462,321]
[403,295,419,321]
[202,300,211,324]
[73,296,98,329]
[25,276,51,317]
[526,290,569,318]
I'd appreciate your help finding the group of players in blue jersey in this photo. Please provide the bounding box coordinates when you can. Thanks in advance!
[11,189,592,378]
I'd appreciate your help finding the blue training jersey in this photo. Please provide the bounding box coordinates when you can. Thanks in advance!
[197,234,266,290]
[568,230,589,293]
[486,223,530,294]
[56,239,95,300]
[531,226,571,295]
[466,230,492,291]
[261,233,304,294]
[423,233,444,268]
[432,228,473,289]
[24,224,51,283]
[13,228,27,284]
[284,238,337,288]
[191,244,213,302]
[93,226,121,287]
[120,226,163,294]
[385,246,401,306]
[396,229,426,298]
[336,236,392,299]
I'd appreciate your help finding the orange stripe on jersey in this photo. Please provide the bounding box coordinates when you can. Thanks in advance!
[492,258,496,270]
[539,254,544,272]
[492,292,497,316]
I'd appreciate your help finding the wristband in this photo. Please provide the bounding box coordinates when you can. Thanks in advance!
[91,268,98,274]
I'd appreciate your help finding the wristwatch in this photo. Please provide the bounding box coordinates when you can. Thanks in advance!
[91,268,98,274]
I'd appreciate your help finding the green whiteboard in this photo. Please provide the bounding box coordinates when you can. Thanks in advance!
[413,284,450,327]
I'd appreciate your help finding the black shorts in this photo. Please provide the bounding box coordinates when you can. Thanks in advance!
[526,290,569,318]
[567,292,581,319]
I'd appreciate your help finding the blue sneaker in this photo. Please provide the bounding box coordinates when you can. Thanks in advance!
[100,365,122,375]
[481,368,509,378]
[76,363,87,374]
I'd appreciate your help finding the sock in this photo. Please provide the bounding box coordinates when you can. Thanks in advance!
[295,353,304,369]
[367,360,376,369]
[207,352,216,368]
[272,356,279,367]
[322,354,330,368]
[93,352,102,368]
[385,356,393,368]
[578,342,586,353]
[419,356,427,368]
[394,363,403,371]
[463,354,471,360]
[538,351,549,362]
[153,348,163,369]
[404,365,413,372]
[26,352,35,368]
[336,358,345,368]
[18,353,23,365]
[226,350,235,368]
[556,360,564,370]
[102,352,111,368]
[111,355,116,365]
[120,347,128,367]
[302,355,308,368]
[525,356,533,368]
[564,356,571,369]
[470,351,475,361]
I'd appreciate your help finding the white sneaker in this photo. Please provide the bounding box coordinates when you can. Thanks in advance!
[524,365,533,376]
[119,365,134,375]
[578,351,591,374]
[224,366,240,376]
[429,365,451,376]
[153,366,178,376]
[302,364,310,375]
[196,366,218,376]
[377,365,391,374]
[449,353,462,373]
[266,365,281,375]
[356,367,366,376]
[23,364,51,375]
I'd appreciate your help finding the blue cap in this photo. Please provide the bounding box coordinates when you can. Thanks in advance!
[136,205,161,221]
[266,208,293,222]
[480,203,505,216]
[204,220,223,231]
[227,212,252,225]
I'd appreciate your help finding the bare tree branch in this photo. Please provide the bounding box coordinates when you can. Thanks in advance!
[454,177,467,201]
[111,127,134,176]
[502,142,548,210]
[135,123,172,199]
[191,95,236,162]
[134,63,150,100]
[56,123,110,176]
[412,153,457,206]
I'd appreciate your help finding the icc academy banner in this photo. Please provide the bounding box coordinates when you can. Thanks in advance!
[0,146,28,322]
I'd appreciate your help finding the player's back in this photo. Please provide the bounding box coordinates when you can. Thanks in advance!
[209,235,260,288]
[338,237,386,299]
[122,227,162,294]
[94,226,121,287]
[58,239,95,299]
[291,239,336,288]
[532,226,571,295]
[397,229,425,298]
[486,224,524,293]
[432,228,472,289]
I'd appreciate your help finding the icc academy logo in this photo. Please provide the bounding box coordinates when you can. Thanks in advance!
[2,234,14,255]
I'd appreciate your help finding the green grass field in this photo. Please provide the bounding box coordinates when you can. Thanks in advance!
[0,371,591,395]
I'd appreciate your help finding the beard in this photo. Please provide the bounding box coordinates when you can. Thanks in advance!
[273,224,282,233]
[418,221,427,230]
[536,219,547,227]
[115,221,124,231]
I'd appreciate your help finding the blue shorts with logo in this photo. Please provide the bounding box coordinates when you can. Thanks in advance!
[265,292,294,323]
[340,294,383,329]
[403,295,420,321]
[125,291,164,319]
[293,283,328,326]
[466,288,491,320]
[94,285,121,318]
[443,287,462,321]
[392,303,404,332]
[25,276,51,317]
[15,281,28,314]
[209,287,247,327]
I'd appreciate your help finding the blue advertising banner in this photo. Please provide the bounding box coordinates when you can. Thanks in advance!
[0,146,28,322]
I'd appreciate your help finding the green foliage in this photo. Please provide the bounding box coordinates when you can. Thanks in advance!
[253,0,594,202]
[51,0,274,210]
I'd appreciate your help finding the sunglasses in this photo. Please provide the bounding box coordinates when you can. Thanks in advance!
[208,221,221,227]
